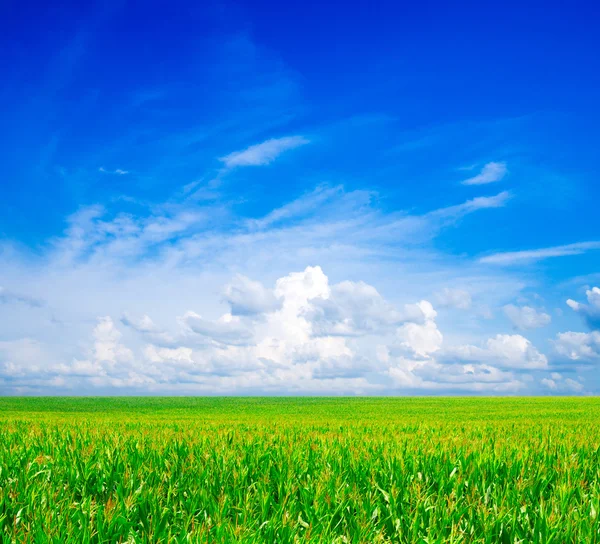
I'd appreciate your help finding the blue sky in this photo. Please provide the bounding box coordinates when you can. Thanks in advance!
[1,0,599,394]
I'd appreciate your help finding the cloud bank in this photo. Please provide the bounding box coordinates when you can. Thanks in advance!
[0,265,554,394]
[0,168,594,395]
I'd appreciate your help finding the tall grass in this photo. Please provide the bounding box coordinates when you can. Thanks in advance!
[0,397,598,542]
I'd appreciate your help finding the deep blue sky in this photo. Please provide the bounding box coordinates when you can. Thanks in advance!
[0,0,599,394]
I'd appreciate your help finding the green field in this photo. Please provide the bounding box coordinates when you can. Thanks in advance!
[0,397,599,543]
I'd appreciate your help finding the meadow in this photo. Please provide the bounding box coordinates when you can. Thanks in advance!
[0,397,599,543]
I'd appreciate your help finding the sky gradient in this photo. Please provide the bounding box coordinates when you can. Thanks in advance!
[1,0,599,394]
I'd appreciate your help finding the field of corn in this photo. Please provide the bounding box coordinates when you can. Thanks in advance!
[0,397,599,543]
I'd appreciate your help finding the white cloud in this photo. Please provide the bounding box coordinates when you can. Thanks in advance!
[0,339,44,378]
[0,261,548,393]
[248,185,348,230]
[219,136,309,168]
[387,360,524,393]
[144,345,193,364]
[51,317,134,381]
[461,161,507,185]
[417,362,518,387]
[553,330,600,361]
[383,303,530,392]
[541,373,584,393]
[223,275,282,316]
[435,287,472,309]
[121,313,160,333]
[91,316,133,365]
[307,281,429,337]
[484,334,548,369]
[0,177,551,394]
[22,183,510,280]
[99,167,129,175]
[395,302,443,358]
[566,286,600,329]
[121,314,180,347]
[541,378,557,390]
[503,304,551,330]
[182,312,255,346]
[444,334,548,370]
[428,191,511,220]
[480,242,600,265]
[564,378,584,392]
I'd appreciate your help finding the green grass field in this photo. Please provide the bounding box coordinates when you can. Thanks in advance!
[0,397,599,543]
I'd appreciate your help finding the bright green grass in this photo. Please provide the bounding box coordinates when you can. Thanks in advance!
[0,397,599,543]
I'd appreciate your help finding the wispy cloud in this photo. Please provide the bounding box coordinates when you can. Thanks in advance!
[0,287,43,308]
[248,185,350,230]
[219,136,309,168]
[99,167,129,175]
[426,191,511,226]
[442,191,511,213]
[480,241,600,265]
[435,288,472,310]
[462,161,507,185]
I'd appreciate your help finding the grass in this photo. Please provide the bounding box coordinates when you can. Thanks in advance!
[0,397,599,542]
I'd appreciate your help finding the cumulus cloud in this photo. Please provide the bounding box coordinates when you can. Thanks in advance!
[416,362,517,387]
[91,316,134,365]
[220,136,309,168]
[52,317,134,381]
[121,314,180,347]
[0,261,552,394]
[553,331,600,361]
[541,373,584,393]
[307,281,429,337]
[546,287,600,373]
[384,304,533,393]
[503,304,551,330]
[394,302,443,358]
[435,287,472,309]
[480,242,600,265]
[485,335,543,368]
[182,312,255,346]
[121,313,160,333]
[541,377,557,390]
[566,287,600,329]
[444,334,548,370]
[0,339,45,379]
[223,275,282,316]
[482,334,548,369]
[461,161,508,185]
[387,360,523,393]
[144,345,193,364]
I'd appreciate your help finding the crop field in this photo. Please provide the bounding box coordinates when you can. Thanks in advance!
[0,398,599,543]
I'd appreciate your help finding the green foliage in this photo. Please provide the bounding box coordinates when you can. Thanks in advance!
[0,397,599,543]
